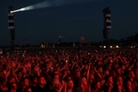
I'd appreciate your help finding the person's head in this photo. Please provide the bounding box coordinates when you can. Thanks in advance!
[94,81,101,89]
[84,65,89,70]
[67,70,71,75]
[104,69,110,76]
[107,76,114,85]
[53,70,60,77]
[129,71,135,78]
[38,76,46,86]
[89,72,95,83]
[9,86,16,92]
[32,76,38,84]
[67,79,74,89]
[9,77,16,84]
[75,69,80,78]
[116,68,122,75]
[121,65,126,70]
[51,79,61,91]
[98,67,103,73]
[97,61,103,66]
[23,67,27,74]
[53,74,59,80]
[116,76,123,86]
[81,70,87,77]
[11,82,17,90]
[114,64,119,69]
[17,71,23,79]
[80,77,87,87]
[22,77,30,87]
[24,86,32,92]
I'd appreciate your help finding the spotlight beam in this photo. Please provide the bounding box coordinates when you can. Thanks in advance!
[11,1,52,13]
[11,0,105,13]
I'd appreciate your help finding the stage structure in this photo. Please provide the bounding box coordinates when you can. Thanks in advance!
[103,7,112,48]
[8,6,15,50]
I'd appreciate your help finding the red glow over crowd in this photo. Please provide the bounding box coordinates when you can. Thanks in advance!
[0,48,138,92]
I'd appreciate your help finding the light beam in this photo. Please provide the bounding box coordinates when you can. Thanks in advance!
[11,0,105,13]
[11,1,52,13]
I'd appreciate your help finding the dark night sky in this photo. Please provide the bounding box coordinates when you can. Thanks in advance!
[0,0,138,45]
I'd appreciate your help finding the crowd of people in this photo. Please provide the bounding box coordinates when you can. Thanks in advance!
[0,48,138,92]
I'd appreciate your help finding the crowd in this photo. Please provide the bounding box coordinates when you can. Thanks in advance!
[0,48,138,92]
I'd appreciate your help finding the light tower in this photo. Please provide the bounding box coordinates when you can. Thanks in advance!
[8,6,15,50]
[103,7,111,48]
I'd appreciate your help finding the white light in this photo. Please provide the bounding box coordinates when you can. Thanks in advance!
[106,14,111,17]
[103,46,106,48]
[99,46,102,48]
[116,45,119,48]
[10,11,13,13]
[110,46,113,48]
[10,1,52,13]
[20,8,26,11]
[11,9,22,13]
